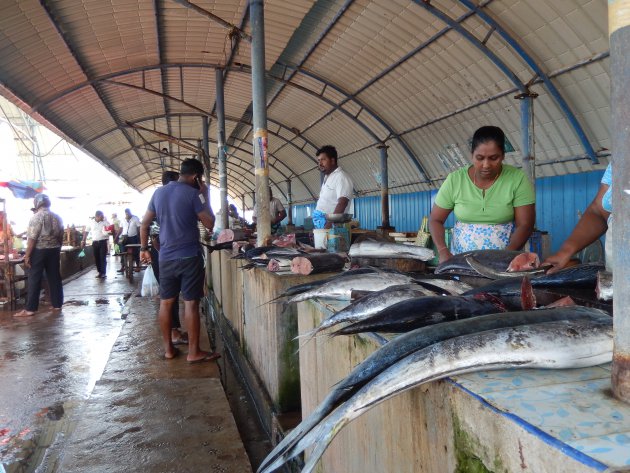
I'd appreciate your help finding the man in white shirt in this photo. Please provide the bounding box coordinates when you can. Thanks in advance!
[118,208,141,273]
[314,145,354,229]
[81,210,110,278]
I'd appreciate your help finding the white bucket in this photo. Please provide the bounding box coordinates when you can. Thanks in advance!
[313,228,330,249]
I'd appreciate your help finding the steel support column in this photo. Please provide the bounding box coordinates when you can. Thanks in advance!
[610,0,630,403]
[216,68,229,231]
[287,179,293,226]
[250,0,270,245]
[201,118,211,187]
[516,92,537,186]
[377,144,390,228]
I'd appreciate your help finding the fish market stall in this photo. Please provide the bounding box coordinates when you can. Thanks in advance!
[296,299,630,473]
[207,248,334,433]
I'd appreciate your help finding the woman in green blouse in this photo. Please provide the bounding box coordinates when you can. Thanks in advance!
[429,126,536,263]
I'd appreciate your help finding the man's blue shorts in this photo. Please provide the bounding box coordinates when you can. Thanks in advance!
[159,254,204,301]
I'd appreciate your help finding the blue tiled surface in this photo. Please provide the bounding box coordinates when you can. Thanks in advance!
[453,365,630,468]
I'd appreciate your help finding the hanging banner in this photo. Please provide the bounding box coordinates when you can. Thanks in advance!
[253,128,269,176]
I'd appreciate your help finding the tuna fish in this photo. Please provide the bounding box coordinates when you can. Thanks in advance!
[260,315,613,473]
[258,306,610,473]
[333,293,507,335]
[348,239,435,261]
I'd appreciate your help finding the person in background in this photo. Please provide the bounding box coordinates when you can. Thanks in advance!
[543,162,612,273]
[313,145,354,229]
[150,170,186,345]
[139,158,218,363]
[82,210,110,278]
[429,126,536,263]
[15,194,64,317]
[111,213,121,254]
[253,187,287,233]
[118,208,141,273]
[228,204,247,229]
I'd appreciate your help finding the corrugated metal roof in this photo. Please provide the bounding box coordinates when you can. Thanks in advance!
[0,0,612,204]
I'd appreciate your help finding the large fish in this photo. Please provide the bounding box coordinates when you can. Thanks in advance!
[275,268,384,300]
[261,316,613,473]
[348,239,435,261]
[333,293,507,335]
[286,272,417,304]
[301,284,434,339]
[434,249,526,276]
[465,255,550,279]
[258,307,610,473]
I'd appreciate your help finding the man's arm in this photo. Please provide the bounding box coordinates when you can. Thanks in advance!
[139,210,155,263]
[543,183,610,273]
[323,197,349,229]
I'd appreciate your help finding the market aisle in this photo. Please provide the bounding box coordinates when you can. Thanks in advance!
[0,256,251,472]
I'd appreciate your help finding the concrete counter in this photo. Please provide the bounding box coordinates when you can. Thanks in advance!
[297,299,630,473]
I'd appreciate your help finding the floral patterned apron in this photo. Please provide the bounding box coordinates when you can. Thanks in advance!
[451,221,514,254]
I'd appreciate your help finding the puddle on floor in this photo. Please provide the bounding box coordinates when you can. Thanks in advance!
[1,401,79,473]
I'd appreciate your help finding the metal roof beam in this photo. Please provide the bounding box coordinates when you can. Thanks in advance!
[39,0,151,179]
[457,0,598,163]
[170,0,251,42]
[153,0,174,168]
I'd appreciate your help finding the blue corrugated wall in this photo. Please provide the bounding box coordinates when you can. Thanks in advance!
[291,170,605,253]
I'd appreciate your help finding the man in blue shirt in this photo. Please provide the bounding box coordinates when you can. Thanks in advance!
[140,159,218,363]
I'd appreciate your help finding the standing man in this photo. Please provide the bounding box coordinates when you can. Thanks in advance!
[140,158,218,363]
[313,145,354,229]
[253,187,287,233]
[118,208,141,273]
[110,213,121,254]
[15,194,64,317]
[82,210,110,278]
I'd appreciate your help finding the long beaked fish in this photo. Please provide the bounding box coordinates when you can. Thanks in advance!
[333,293,507,335]
[435,249,525,276]
[348,239,435,261]
[301,284,434,338]
[286,272,416,304]
[257,306,610,473]
[261,317,613,473]
[465,255,551,279]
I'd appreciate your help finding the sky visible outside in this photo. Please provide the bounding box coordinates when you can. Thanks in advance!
[0,120,242,234]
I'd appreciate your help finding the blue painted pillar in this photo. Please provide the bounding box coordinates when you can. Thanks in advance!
[610,0,630,403]
[287,179,293,225]
[517,92,537,186]
[377,144,390,228]
[250,0,271,245]
[216,68,229,231]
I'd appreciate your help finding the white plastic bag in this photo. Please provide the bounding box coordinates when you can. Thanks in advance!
[141,266,160,297]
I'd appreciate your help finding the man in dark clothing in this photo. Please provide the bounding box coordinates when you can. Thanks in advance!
[15,194,64,317]
[140,159,217,362]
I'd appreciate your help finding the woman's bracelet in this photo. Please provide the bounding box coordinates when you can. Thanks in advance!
[436,246,449,252]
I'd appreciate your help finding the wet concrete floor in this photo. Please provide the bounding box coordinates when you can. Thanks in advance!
[0,256,251,472]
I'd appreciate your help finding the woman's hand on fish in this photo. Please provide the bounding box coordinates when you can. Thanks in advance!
[437,247,453,263]
[542,251,572,274]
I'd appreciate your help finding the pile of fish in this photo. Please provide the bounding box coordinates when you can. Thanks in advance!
[255,249,614,472]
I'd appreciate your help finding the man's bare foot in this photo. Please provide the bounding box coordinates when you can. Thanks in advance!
[163,347,180,360]
[187,351,221,364]
[14,310,36,317]
[52,307,62,314]
[171,329,189,345]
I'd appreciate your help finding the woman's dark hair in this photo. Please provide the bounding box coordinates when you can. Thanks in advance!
[180,158,204,176]
[316,145,338,161]
[471,126,505,154]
